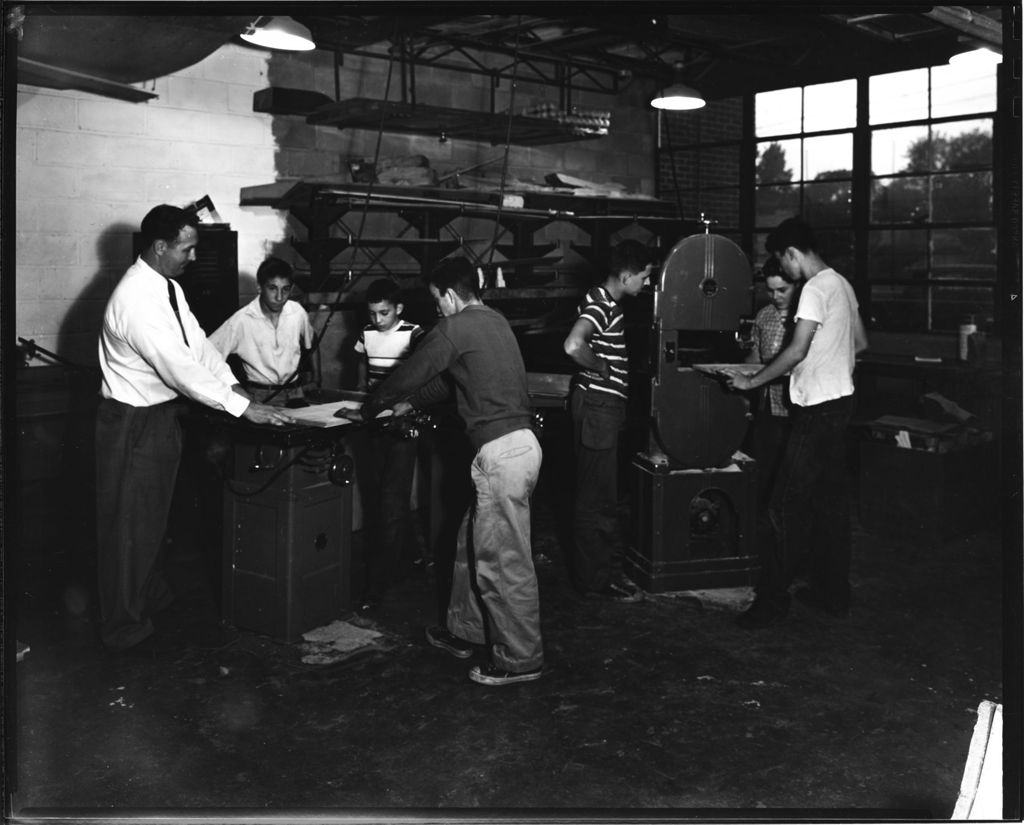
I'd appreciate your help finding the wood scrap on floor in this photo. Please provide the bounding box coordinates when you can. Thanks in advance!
[298,619,393,665]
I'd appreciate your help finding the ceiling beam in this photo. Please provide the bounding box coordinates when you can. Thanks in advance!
[17,57,156,102]
[924,6,1002,48]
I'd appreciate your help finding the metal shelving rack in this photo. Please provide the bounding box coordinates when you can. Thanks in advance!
[239,179,685,292]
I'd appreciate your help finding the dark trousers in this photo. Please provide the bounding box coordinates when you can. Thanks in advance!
[95,399,181,649]
[749,413,791,508]
[353,430,418,599]
[427,427,474,625]
[569,387,626,592]
[758,395,854,610]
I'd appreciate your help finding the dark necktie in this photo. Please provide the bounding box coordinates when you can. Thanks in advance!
[166,279,189,346]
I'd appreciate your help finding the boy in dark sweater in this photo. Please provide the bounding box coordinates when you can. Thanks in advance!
[362,257,544,686]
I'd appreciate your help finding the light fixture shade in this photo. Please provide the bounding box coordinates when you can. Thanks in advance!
[651,82,706,110]
[948,46,1002,67]
[241,16,316,51]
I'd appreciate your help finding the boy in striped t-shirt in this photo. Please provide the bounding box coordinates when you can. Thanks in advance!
[563,240,656,602]
[353,279,424,612]
[356,280,424,391]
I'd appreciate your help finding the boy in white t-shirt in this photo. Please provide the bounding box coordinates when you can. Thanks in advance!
[726,217,868,629]
[352,279,424,612]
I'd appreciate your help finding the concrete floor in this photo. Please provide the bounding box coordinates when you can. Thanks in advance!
[6,436,1007,820]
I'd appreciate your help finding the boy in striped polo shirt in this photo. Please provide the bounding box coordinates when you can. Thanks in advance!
[353,279,424,612]
[563,240,656,602]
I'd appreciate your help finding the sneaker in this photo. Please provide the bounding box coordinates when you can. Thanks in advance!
[469,662,543,686]
[425,625,474,660]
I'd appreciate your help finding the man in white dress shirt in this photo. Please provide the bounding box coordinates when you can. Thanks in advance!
[96,204,293,651]
[209,257,317,406]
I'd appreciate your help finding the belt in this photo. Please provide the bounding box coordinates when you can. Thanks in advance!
[245,380,301,391]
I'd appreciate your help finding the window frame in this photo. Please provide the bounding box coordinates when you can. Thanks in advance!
[654,63,999,336]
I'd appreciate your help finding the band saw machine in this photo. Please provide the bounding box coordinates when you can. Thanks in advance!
[624,228,761,593]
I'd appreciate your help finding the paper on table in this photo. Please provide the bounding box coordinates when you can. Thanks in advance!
[692,363,762,377]
[284,400,362,428]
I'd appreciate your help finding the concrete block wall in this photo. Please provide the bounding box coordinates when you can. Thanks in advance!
[16,36,659,375]
[16,43,290,365]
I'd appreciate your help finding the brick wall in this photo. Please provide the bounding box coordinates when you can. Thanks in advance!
[16,38,658,375]
[655,97,745,229]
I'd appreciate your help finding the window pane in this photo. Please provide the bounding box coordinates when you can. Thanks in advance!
[804,79,857,131]
[931,285,995,332]
[814,230,854,276]
[803,133,852,180]
[804,180,851,225]
[933,119,993,170]
[870,68,928,124]
[872,125,930,175]
[756,185,799,227]
[932,172,993,221]
[868,229,929,280]
[933,228,997,277]
[755,88,802,136]
[869,284,930,331]
[869,281,994,333]
[932,61,998,118]
[871,176,930,223]
[756,139,800,184]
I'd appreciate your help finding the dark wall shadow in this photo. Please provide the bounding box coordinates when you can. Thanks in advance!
[56,223,136,548]
[12,223,134,613]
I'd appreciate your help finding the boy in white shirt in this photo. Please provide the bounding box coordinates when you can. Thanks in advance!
[726,217,868,629]
[352,279,424,611]
[209,257,317,406]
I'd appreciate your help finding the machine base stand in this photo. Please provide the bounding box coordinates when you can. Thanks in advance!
[625,452,759,594]
[222,440,353,643]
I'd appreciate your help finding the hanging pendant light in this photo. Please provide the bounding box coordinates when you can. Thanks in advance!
[241,16,316,51]
[948,45,1002,67]
[650,61,706,110]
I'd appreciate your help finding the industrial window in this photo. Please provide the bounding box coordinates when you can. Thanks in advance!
[752,60,997,334]
[866,62,996,334]
[754,78,857,282]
